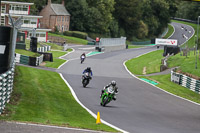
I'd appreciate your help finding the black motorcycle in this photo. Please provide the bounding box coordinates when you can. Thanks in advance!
[82,72,91,87]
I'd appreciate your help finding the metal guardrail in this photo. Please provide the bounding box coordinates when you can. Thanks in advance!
[0,63,15,114]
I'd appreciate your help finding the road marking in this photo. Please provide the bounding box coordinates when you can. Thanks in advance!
[59,73,129,133]
[58,48,75,69]
[0,45,6,54]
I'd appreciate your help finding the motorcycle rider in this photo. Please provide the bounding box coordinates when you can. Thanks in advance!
[100,80,118,100]
[80,53,86,63]
[82,67,93,79]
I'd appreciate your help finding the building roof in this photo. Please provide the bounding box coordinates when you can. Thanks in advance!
[51,4,70,16]
[2,1,34,5]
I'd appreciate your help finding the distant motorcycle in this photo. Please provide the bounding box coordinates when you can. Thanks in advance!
[100,86,115,106]
[82,72,91,87]
[80,55,85,64]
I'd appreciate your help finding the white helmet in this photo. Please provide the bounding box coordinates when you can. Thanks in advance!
[111,80,116,86]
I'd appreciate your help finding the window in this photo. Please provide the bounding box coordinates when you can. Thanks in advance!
[24,19,30,24]
[1,5,6,13]
[36,33,39,37]
[9,5,28,12]
[62,16,64,21]
[1,16,5,26]
[40,34,45,37]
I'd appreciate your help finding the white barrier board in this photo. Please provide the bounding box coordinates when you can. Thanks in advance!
[156,38,178,46]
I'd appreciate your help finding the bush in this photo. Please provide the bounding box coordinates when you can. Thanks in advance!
[63,31,88,39]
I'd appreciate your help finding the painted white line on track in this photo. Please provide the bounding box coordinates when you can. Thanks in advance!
[123,53,200,106]
[8,122,104,133]
[59,73,129,133]
[58,48,75,69]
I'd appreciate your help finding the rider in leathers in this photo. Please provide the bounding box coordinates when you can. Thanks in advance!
[100,80,118,100]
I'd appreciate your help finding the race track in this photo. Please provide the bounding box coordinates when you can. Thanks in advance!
[59,22,200,133]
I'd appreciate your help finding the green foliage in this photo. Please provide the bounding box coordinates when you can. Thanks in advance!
[142,0,171,37]
[63,31,88,39]
[137,20,148,39]
[114,0,143,39]
[176,1,200,21]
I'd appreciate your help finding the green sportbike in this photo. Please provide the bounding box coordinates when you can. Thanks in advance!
[100,87,115,107]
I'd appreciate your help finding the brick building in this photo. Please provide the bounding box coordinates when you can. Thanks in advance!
[39,0,70,32]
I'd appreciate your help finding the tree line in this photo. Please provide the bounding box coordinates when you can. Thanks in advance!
[5,0,178,40]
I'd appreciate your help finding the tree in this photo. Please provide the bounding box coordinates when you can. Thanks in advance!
[114,0,143,39]
[142,0,170,37]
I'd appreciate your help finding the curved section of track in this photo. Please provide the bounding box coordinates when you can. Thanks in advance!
[59,23,200,133]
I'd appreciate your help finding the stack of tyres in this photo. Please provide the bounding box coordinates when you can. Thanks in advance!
[0,26,13,74]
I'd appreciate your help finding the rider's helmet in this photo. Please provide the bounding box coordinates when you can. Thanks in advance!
[87,67,91,71]
[111,80,116,87]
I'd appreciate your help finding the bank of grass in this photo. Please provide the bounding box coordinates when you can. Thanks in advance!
[168,51,200,77]
[44,49,72,68]
[171,20,196,48]
[128,45,143,49]
[15,49,40,57]
[139,74,200,104]
[0,66,117,132]
[44,51,67,68]
[125,50,163,75]
[49,33,88,45]
[163,24,174,39]
[43,42,63,50]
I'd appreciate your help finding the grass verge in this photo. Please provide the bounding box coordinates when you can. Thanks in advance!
[139,74,200,104]
[163,24,174,39]
[168,51,200,77]
[128,45,143,49]
[0,66,117,132]
[44,50,68,68]
[49,33,88,45]
[125,50,163,75]
[15,49,40,57]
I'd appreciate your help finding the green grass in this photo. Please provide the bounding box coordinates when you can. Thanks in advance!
[49,33,88,45]
[44,51,68,68]
[128,45,143,49]
[168,51,200,77]
[163,24,174,39]
[125,50,163,75]
[15,49,40,57]
[171,20,197,48]
[43,42,64,50]
[139,74,200,104]
[0,66,117,132]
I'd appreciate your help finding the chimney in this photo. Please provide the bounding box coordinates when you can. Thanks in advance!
[62,0,65,6]
[48,0,51,5]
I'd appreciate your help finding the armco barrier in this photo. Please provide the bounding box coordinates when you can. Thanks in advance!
[15,53,43,66]
[171,70,200,94]
[0,63,15,114]
[37,46,51,52]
